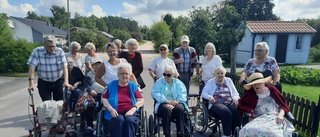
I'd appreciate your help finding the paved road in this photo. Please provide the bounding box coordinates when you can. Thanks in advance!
[0,41,319,137]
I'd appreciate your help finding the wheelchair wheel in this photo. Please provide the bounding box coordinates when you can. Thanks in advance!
[185,114,194,136]
[194,102,208,134]
[148,115,154,137]
[233,126,240,137]
[96,110,106,137]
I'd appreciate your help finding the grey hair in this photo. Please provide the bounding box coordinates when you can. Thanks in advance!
[117,62,133,75]
[106,43,118,50]
[255,42,269,54]
[164,66,174,74]
[113,39,122,46]
[70,41,81,50]
[125,38,139,49]
[214,66,226,74]
[85,42,96,51]
[204,42,216,56]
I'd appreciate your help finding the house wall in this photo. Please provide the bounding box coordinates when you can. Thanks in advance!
[285,34,312,64]
[236,29,254,64]
[10,18,33,42]
[237,29,312,64]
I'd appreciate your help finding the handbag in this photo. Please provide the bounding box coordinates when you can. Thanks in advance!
[136,76,146,89]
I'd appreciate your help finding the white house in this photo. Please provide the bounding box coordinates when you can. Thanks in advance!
[236,21,316,64]
[8,16,67,46]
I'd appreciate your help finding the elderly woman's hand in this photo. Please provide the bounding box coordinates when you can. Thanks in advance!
[108,107,118,118]
[125,107,137,117]
[90,90,97,96]
[208,96,215,104]
[276,115,285,124]
[166,104,175,110]
[232,100,239,106]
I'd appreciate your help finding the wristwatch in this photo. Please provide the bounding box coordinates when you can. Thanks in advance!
[28,78,34,81]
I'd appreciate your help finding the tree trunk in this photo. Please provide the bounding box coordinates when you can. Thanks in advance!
[230,45,236,74]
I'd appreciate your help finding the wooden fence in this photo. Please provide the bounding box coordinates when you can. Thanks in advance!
[225,72,320,137]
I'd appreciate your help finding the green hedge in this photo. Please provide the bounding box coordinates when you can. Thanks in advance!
[281,66,320,86]
[0,39,40,73]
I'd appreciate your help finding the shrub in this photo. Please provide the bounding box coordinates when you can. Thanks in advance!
[281,66,320,86]
[0,39,40,73]
[310,44,320,62]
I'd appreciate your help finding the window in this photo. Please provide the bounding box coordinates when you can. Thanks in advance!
[295,35,303,50]
[261,35,268,42]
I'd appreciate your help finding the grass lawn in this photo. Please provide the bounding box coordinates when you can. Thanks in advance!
[282,83,320,103]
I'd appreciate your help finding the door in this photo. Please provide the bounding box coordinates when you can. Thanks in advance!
[275,35,288,63]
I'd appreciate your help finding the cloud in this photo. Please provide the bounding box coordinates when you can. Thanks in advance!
[87,5,107,17]
[0,0,35,17]
[273,0,320,20]
[119,0,217,26]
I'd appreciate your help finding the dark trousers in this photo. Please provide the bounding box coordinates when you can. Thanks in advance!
[37,78,63,101]
[178,72,191,95]
[209,103,241,136]
[157,103,185,136]
[107,111,140,137]
[80,94,102,128]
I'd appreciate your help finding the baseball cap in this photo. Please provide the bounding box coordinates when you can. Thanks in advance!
[92,59,102,65]
[181,35,190,42]
[44,35,56,42]
[159,44,168,49]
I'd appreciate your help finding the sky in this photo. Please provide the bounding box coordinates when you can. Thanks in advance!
[1,0,320,27]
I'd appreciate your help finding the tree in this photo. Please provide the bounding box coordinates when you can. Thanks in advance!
[214,3,244,74]
[50,5,68,29]
[301,17,320,47]
[95,33,110,51]
[70,30,97,49]
[111,29,131,43]
[72,12,86,28]
[228,0,279,21]
[149,21,171,51]
[0,14,13,42]
[163,14,174,27]
[140,25,150,40]
[188,6,217,55]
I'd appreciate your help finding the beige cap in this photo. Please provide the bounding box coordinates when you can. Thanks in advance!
[159,44,168,49]
[181,35,190,42]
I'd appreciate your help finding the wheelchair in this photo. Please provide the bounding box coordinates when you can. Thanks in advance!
[95,106,148,137]
[233,111,299,137]
[148,99,195,137]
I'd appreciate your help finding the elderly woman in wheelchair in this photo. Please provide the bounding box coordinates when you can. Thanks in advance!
[238,72,295,137]
[151,66,189,137]
[102,62,144,137]
[201,66,241,137]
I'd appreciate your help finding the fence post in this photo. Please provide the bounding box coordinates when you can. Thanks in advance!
[313,95,320,137]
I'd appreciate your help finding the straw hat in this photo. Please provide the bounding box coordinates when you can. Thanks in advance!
[243,73,272,90]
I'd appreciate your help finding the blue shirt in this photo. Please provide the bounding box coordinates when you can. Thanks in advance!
[27,46,67,82]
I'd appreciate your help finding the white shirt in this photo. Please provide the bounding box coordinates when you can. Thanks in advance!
[201,55,223,83]
[149,56,178,79]
[102,58,126,85]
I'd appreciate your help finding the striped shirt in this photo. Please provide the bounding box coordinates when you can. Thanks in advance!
[27,46,67,82]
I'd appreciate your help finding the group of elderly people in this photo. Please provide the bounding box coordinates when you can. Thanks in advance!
[28,33,292,137]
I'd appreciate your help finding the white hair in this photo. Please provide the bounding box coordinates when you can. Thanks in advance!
[125,38,139,49]
[117,63,133,75]
[255,42,270,55]
[85,42,96,51]
[70,41,81,50]
[204,42,216,55]
[214,66,226,74]
[164,66,174,74]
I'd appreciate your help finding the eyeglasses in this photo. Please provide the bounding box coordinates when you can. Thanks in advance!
[163,73,172,77]
[119,72,130,76]
[160,49,166,51]
[254,49,266,52]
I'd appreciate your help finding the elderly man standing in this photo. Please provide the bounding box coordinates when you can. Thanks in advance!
[172,35,200,94]
[27,35,71,101]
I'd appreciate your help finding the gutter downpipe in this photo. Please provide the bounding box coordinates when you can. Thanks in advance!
[251,33,256,58]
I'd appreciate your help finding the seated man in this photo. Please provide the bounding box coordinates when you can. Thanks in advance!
[102,63,144,137]
[151,66,188,137]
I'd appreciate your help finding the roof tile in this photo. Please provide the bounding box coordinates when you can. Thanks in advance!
[247,21,316,33]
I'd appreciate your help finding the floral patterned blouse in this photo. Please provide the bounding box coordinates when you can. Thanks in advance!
[243,56,280,77]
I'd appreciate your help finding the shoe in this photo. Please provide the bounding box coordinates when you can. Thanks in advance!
[80,122,86,132]
[83,126,94,136]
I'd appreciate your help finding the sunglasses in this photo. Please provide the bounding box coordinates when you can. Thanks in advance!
[160,48,166,51]
[163,73,172,77]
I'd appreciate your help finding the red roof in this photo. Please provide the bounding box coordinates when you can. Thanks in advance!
[247,21,316,33]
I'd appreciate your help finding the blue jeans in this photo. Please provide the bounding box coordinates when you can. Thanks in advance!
[178,71,191,95]
[107,111,140,137]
